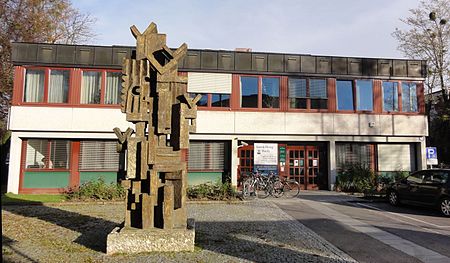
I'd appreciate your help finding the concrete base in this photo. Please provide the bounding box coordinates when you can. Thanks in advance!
[106,219,195,255]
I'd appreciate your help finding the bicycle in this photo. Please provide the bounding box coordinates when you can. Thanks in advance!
[242,170,272,199]
[273,177,300,198]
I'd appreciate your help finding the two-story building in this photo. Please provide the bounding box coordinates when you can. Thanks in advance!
[7,42,428,194]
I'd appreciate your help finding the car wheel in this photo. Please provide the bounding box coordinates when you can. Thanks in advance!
[388,191,400,206]
[440,198,450,217]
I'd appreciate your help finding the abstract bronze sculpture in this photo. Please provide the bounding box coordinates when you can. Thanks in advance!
[107,22,199,254]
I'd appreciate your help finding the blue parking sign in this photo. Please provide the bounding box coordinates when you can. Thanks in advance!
[426,147,437,159]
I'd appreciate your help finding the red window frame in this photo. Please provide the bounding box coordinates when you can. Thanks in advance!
[80,69,122,105]
[23,139,71,172]
[238,75,281,111]
[22,67,72,105]
[287,77,328,112]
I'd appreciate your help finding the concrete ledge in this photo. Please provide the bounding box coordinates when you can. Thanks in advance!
[107,219,195,255]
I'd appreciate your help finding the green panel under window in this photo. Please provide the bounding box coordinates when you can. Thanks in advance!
[23,171,70,188]
[188,172,223,185]
[79,172,118,185]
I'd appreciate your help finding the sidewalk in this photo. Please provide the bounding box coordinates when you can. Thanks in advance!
[2,199,356,262]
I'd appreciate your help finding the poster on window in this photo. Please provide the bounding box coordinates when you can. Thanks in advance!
[254,143,278,165]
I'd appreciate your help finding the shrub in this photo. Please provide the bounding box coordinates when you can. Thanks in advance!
[66,178,125,201]
[187,180,237,200]
[336,163,376,193]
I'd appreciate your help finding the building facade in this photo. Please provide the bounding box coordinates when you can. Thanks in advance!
[7,42,428,194]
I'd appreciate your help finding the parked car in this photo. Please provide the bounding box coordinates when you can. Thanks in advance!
[387,169,450,217]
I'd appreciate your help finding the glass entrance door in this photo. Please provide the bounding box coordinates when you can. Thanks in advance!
[286,146,319,190]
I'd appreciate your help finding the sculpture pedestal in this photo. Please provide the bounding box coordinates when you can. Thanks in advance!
[106,219,195,255]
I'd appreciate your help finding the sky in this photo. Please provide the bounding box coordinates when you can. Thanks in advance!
[72,0,422,59]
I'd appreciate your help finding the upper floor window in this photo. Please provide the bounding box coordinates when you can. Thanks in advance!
[288,78,327,110]
[24,68,70,103]
[25,139,70,170]
[402,82,418,112]
[336,80,354,110]
[81,70,121,104]
[187,72,231,108]
[356,80,373,111]
[383,81,399,112]
[240,76,279,109]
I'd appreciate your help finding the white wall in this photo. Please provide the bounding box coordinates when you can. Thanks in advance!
[196,111,428,137]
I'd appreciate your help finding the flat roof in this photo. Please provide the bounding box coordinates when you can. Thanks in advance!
[11,42,426,79]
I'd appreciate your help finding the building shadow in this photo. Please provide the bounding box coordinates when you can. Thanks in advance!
[2,197,118,253]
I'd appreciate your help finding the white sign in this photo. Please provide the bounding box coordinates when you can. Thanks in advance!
[426,147,438,165]
[254,143,278,165]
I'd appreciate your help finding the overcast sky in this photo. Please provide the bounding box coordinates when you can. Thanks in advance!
[72,0,422,59]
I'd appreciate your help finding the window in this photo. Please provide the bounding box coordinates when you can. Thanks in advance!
[24,68,70,103]
[240,76,280,109]
[81,71,101,104]
[211,94,230,107]
[356,80,373,111]
[336,143,373,171]
[79,141,119,170]
[310,79,327,109]
[25,139,70,169]
[288,78,307,108]
[402,82,418,112]
[189,93,208,106]
[24,69,44,102]
[336,80,354,110]
[241,76,258,108]
[105,72,122,104]
[289,78,327,110]
[188,142,224,171]
[81,70,121,104]
[383,81,399,112]
[262,78,279,108]
[407,171,425,183]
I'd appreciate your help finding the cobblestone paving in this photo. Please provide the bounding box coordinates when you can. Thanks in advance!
[2,200,356,263]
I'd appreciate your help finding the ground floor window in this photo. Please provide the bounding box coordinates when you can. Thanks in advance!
[79,141,119,171]
[25,139,70,169]
[187,141,225,171]
[336,143,374,171]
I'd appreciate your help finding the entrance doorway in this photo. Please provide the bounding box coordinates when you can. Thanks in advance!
[237,143,324,190]
[285,146,319,190]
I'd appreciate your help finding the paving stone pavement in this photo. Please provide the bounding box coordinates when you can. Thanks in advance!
[2,200,356,262]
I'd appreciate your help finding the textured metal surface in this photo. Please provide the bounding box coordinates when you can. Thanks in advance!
[11,42,427,79]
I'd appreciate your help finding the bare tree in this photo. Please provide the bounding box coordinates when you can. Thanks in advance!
[392,0,450,101]
[0,0,96,138]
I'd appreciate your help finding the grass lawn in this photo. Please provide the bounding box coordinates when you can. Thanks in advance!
[1,192,68,204]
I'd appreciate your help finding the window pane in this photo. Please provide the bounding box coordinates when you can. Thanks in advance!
[262,78,279,108]
[356,80,373,111]
[288,78,307,109]
[26,139,48,168]
[188,142,224,171]
[241,77,258,108]
[310,79,327,98]
[105,72,121,104]
[190,93,208,106]
[24,69,45,102]
[336,143,372,171]
[383,82,398,112]
[50,140,70,169]
[336,80,354,110]
[49,70,69,103]
[79,141,119,170]
[402,82,418,112]
[81,71,101,104]
[211,94,230,107]
[311,99,328,109]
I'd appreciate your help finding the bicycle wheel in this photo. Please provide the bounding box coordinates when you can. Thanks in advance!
[283,180,300,198]
[256,180,271,199]
[272,180,284,198]
[242,179,255,199]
